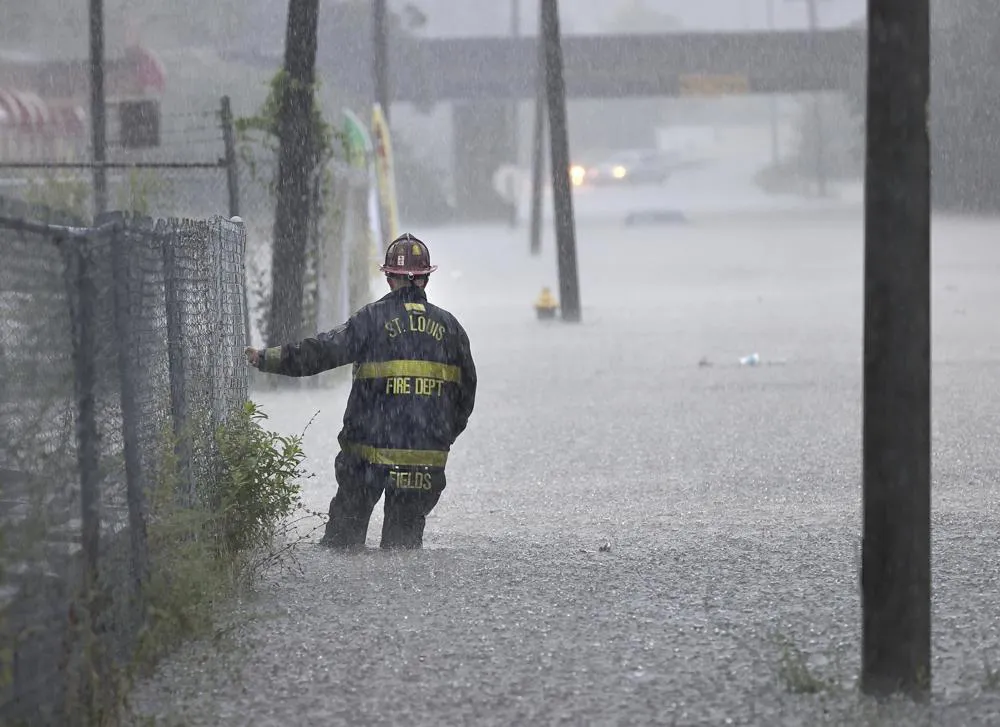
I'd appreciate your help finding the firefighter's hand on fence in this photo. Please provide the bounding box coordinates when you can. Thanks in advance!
[244,347,260,368]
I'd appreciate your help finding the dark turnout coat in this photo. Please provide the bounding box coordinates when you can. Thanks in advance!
[257,285,476,471]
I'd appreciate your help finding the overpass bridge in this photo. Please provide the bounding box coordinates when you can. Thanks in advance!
[359,29,865,218]
[310,28,867,219]
[340,29,866,102]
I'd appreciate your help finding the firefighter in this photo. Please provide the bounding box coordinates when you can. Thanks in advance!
[245,233,477,550]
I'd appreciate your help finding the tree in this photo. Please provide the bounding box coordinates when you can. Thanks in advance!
[266,0,321,346]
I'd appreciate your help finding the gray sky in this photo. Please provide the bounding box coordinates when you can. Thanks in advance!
[409,0,867,37]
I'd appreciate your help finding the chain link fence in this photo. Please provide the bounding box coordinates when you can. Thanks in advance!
[0,100,238,222]
[0,195,249,726]
[238,142,376,359]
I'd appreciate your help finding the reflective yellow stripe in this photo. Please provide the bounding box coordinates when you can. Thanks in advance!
[341,443,448,468]
[354,359,461,383]
[404,302,426,313]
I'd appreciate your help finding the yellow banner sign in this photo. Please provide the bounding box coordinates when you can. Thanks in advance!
[679,74,750,96]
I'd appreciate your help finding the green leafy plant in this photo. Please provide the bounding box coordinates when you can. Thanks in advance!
[51,402,313,725]
[210,401,307,557]
[234,69,343,183]
[127,418,229,676]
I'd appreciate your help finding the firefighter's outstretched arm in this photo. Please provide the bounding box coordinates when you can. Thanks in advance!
[453,324,477,439]
[247,320,363,377]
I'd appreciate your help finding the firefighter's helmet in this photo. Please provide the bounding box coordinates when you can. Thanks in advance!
[380,233,438,277]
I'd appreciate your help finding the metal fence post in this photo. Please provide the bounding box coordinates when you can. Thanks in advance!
[528,2,546,257]
[216,221,229,421]
[109,218,149,589]
[199,220,219,425]
[207,219,228,426]
[231,216,251,350]
[161,221,194,502]
[64,234,100,582]
[88,0,108,216]
[65,226,103,727]
[231,219,251,402]
[220,96,241,219]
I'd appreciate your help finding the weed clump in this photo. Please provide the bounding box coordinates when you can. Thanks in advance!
[3,400,314,726]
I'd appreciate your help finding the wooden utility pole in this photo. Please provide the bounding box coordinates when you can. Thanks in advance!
[267,0,320,346]
[861,0,932,698]
[805,0,828,196]
[528,0,546,256]
[540,0,581,322]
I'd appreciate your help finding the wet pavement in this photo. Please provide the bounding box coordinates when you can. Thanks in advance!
[131,210,1000,726]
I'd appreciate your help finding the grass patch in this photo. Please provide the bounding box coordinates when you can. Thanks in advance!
[774,633,841,695]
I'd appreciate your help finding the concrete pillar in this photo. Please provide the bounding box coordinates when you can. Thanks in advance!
[452,100,516,221]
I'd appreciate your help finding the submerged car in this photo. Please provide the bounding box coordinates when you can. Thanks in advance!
[585,149,679,186]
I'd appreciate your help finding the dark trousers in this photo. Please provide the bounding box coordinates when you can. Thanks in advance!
[321,452,444,550]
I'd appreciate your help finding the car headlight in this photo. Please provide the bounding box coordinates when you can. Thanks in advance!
[569,165,586,186]
[611,165,627,179]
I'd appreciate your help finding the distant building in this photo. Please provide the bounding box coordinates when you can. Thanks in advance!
[0,46,166,161]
